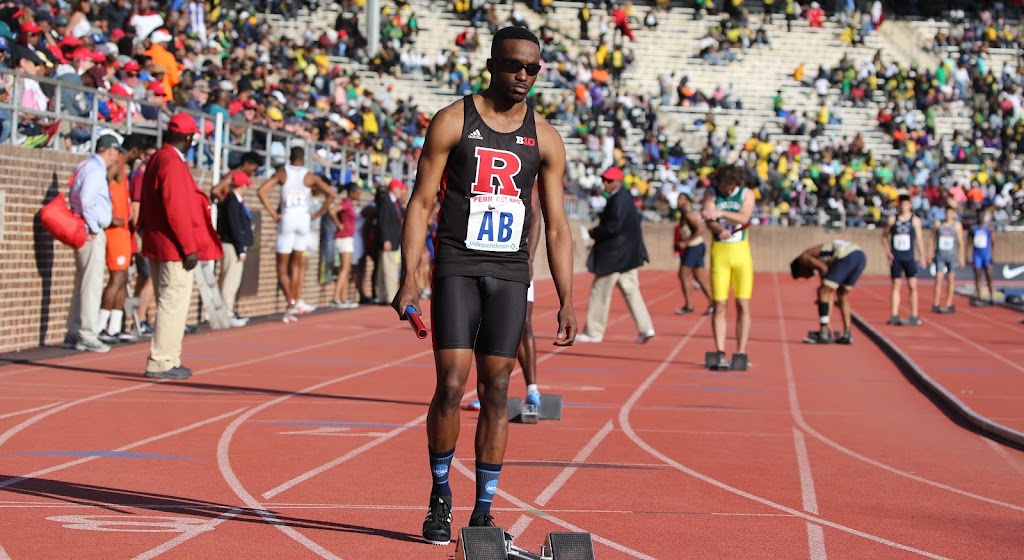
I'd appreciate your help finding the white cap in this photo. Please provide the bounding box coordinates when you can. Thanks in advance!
[150,29,172,44]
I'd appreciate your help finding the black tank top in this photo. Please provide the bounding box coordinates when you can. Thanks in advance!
[434,95,541,285]
[890,215,916,260]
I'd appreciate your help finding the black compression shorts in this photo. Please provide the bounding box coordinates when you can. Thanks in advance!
[431,275,528,358]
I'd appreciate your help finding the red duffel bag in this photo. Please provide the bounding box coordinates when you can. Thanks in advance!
[40,193,87,249]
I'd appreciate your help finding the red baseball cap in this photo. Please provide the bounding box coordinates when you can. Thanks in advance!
[146,81,166,95]
[111,28,125,41]
[167,113,199,135]
[71,48,92,61]
[109,83,131,97]
[388,178,407,191]
[21,21,42,34]
[59,35,83,48]
[600,167,624,181]
[90,51,107,64]
[232,171,253,187]
[123,60,140,73]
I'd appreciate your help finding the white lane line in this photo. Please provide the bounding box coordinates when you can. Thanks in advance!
[450,458,657,560]
[794,428,827,560]
[983,437,1024,479]
[774,277,1024,514]
[534,421,614,506]
[793,428,820,515]
[217,349,438,560]
[508,515,533,539]
[130,508,243,560]
[0,408,246,489]
[618,318,950,560]
[0,542,10,560]
[0,402,64,420]
[0,326,390,450]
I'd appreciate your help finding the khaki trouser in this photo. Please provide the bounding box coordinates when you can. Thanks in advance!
[146,259,194,373]
[66,230,107,343]
[218,243,244,316]
[584,268,654,339]
[376,249,400,304]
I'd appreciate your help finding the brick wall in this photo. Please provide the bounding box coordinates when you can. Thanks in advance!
[3,143,1023,354]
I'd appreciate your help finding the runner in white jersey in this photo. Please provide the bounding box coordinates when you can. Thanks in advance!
[257,147,335,321]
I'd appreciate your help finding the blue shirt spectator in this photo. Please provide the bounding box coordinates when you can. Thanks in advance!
[69,154,113,234]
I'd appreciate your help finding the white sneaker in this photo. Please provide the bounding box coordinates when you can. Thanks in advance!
[343,301,360,309]
[295,300,316,314]
[75,338,111,353]
[575,333,603,343]
[636,330,655,344]
[229,317,248,328]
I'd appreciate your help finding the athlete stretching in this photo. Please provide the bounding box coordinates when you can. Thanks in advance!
[392,26,577,545]
[791,239,867,344]
[257,147,335,321]
[701,164,755,370]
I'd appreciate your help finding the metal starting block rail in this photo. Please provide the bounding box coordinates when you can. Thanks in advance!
[456,527,596,560]
[507,395,563,424]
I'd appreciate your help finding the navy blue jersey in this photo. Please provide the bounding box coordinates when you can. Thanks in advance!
[890,216,916,260]
[434,95,541,285]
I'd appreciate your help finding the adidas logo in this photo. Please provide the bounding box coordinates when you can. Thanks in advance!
[468,129,483,140]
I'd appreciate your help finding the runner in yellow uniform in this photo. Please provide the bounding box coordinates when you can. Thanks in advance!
[701,165,755,370]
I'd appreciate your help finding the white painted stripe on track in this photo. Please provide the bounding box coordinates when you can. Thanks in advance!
[807,524,827,560]
[776,277,1024,513]
[0,541,10,560]
[534,420,613,506]
[618,317,951,560]
[508,515,533,539]
[450,458,658,560]
[0,408,246,489]
[983,437,1024,479]
[130,508,243,560]
[793,428,819,515]
[0,402,63,420]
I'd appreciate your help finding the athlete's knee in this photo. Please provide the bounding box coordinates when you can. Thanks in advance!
[735,298,750,312]
[479,373,511,411]
[433,372,468,412]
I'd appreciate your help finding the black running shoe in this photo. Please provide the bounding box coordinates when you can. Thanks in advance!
[886,316,903,326]
[468,513,512,541]
[931,304,943,314]
[674,306,694,315]
[835,333,853,345]
[422,495,452,545]
[905,316,923,326]
[803,330,833,344]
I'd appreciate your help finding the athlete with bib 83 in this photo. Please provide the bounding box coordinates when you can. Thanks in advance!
[391,27,578,546]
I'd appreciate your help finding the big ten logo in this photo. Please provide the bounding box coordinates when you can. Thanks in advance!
[515,136,536,147]
[47,515,217,533]
[471,147,522,197]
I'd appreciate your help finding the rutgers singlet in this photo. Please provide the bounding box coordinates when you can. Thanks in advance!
[434,95,541,285]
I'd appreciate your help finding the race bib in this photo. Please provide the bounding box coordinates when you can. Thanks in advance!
[974,234,988,249]
[284,194,307,209]
[719,222,744,243]
[892,233,911,252]
[465,194,525,252]
[938,236,955,252]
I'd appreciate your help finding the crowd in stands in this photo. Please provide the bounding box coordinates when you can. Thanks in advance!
[2,0,1024,232]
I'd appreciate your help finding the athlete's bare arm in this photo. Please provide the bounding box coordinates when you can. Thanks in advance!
[881,215,895,262]
[956,222,965,267]
[210,175,232,202]
[306,174,337,220]
[683,209,705,245]
[257,169,286,221]
[702,191,726,239]
[798,245,829,276]
[536,118,577,346]
[713,189,755,226]
[912,216,926,265]
[527,190,542,280]
[391,101,465,317]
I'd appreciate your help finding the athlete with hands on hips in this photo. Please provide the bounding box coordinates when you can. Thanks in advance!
[390,26,577,546]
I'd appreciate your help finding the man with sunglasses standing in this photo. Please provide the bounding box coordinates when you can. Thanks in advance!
[392,26,577,546]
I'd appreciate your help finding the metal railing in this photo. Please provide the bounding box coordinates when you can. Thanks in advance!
[0,66,416,188]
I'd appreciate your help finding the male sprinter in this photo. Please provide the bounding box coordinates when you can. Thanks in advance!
[882,194,926,325]
[468,196,543,412]
[257,147,335,321]
[791,239,867,344]
[674,192,713,316]
[392,26,577,546]
[931,206,964,313]
[701,164,755,370]
[969,210,995,306]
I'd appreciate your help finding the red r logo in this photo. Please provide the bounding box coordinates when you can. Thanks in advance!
[471,147,522,196]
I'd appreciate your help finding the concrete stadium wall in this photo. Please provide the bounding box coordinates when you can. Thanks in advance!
[3,144,1023,354]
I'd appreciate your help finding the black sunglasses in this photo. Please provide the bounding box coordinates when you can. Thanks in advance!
[491,58,541,76]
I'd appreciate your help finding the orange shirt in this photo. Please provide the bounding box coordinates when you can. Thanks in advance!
[145,43,180,102]
[110,164,131,226]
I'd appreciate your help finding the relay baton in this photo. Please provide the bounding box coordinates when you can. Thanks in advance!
[405,305,428,339]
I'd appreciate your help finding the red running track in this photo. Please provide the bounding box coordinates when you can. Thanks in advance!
[0,271,1022,559]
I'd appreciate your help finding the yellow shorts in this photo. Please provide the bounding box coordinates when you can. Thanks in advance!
[710,242,753,301]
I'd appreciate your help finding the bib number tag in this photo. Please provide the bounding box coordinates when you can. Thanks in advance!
[285,194,306,209]
[893,233,911,252]
[973,235,988,249]
[465,195,525,252]
[938,236,955,252]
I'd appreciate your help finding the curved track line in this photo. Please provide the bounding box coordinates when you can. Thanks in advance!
[774,276,1024,513]
[0,402,64,420]
[449,459,657,560]
[0,326,391,450]
[131,508,243,560]
[618,318,951,559]
[216,349,436,559]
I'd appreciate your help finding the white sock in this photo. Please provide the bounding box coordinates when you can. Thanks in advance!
[527,384,539,395]
[109,310,124,335]
[98,309,111,333]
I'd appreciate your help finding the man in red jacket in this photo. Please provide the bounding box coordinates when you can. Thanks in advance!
[140,114,223,380]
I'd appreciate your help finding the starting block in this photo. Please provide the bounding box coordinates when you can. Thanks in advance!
[508,395,563,424]
[456,526,596,560]
[730,353,748,371]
